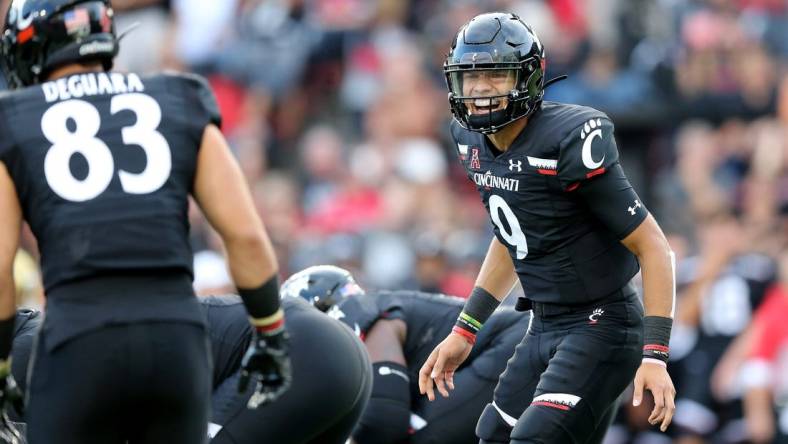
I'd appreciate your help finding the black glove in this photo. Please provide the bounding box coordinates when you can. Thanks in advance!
[0,362,23,444]
[237,328,292,409]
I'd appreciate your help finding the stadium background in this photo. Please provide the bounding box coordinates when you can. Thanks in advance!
[5,0,788,443]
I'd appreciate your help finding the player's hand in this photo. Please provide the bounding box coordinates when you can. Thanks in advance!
[418,333,473,401]
[237,329,292,409]
[632,361,675,432]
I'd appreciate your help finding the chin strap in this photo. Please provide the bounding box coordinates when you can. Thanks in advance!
[543,75,568,90]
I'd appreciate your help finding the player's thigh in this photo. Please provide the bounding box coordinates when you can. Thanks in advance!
[26,327,128,444]
[129,322,212,444]
[510,319,641,444]
[477,330,545,444]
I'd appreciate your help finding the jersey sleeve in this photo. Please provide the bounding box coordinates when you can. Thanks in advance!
[576,163,649,239]
[181,73,222,130]
[557,116,619,188]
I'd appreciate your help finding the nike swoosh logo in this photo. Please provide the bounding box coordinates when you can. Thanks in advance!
[582,129,604,169]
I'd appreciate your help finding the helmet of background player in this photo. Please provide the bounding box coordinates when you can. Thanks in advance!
[280,265,365,313]
[0,0,118,89]
[444,12,545,134]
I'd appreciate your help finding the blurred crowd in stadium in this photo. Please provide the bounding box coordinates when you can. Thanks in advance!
[6,0,787,443]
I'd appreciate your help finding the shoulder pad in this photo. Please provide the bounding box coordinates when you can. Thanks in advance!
[557,113,619,188]
[162,71,222,129]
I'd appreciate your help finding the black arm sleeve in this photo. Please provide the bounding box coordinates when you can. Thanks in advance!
[576,162,648,239]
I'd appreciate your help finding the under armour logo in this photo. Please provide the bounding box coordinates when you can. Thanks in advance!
[589,308,604,324]
[509,159,522,172]
[627,199,642,216]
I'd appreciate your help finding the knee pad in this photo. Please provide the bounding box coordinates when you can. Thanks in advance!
[476,402,516,444]
[353,362,411,444]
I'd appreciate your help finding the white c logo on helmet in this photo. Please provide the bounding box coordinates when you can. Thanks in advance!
[580,118,605,170]
[12,0,34,30]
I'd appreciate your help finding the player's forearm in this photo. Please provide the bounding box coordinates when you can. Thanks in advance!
[475,237,518,302]
[622,216,674,365]
[225,233,283,329]
[0,277,14,320]
[622,216,674,318]
[638,244,675,318]
[453,238,517,344]
[224,230,279,289]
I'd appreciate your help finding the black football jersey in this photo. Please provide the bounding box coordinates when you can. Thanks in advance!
[451,101,647,305]
[0,71,221,293]
[333,290,527,380]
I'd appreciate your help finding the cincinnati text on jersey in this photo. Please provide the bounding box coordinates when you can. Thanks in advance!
[473,171,520,192]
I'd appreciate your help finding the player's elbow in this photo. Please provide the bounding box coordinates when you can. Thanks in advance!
[623,215,671,259]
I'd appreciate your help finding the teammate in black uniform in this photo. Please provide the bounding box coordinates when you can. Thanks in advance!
[281,265,531,444]
[6,298,371,444]
[418,13,678,444]
[205,294,372,444]
[0,1,289,442]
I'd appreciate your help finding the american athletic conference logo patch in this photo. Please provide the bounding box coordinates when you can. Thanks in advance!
[470,148,481,170]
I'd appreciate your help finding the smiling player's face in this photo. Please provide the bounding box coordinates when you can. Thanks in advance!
[462,69,517,115]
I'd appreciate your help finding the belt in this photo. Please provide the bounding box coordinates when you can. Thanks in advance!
[515,281,637,317]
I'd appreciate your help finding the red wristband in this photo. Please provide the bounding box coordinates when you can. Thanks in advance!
[452,326,476,345]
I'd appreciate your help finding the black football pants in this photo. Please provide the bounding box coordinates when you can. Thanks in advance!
[477,288,643,444]
[210,305,372,444]
[26,322,212,444]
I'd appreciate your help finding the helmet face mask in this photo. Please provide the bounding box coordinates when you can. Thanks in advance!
[444,12,546,134]
[1,0,118,89]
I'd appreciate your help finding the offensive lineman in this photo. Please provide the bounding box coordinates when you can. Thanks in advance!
[0,1,289,442]
[5,297,372,444]
[281,265,531,444]
[419,13,677,444]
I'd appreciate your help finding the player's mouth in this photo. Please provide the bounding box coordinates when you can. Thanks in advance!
[468,98,505,115]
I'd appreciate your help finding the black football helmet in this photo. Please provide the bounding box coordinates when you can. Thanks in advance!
[280,265,364,312]
[444,12,547,134]
[1,0,118,89]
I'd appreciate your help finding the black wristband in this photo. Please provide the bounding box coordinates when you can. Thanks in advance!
[0,315,14,362]
[455,287,500,335]
[237,274,281,319]
[643,316,672,363]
